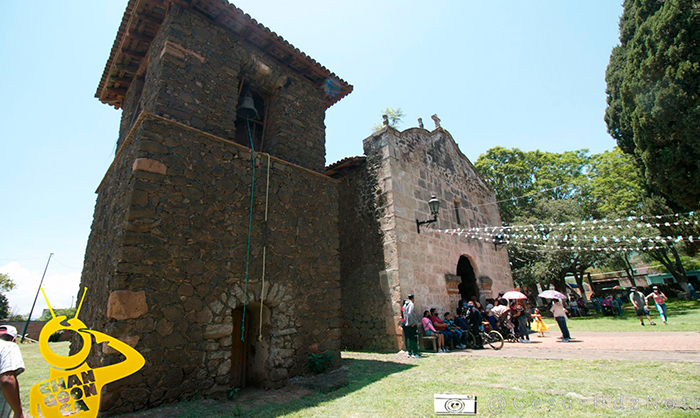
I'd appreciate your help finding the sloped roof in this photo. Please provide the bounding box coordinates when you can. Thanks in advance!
[325,156,365,177]
[96,0,352,109]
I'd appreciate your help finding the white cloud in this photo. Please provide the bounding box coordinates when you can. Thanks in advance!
[1,262,81,319]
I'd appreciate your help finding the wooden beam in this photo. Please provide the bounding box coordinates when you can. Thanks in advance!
[106,87,129,97]
[114,63,140,73]
[122,49,147,59]
[126,31,155,44]
[134,10,164,24]
[111,76,134,85]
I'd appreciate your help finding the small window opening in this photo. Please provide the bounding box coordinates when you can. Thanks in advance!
[454,200,461,225]
[235,80,268,151]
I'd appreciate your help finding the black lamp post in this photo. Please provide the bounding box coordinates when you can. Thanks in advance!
[416,195,440,233]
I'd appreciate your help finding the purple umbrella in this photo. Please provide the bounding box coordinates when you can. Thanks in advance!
[538,290,567,300]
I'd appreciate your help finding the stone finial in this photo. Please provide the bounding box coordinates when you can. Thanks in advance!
[418,118,424,129]
[382,114,389,127]
[431,114,441,129]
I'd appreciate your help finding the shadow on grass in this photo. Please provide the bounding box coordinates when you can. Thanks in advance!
[116,357,415,418]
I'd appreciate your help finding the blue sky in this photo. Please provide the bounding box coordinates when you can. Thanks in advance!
[0,0,624,317]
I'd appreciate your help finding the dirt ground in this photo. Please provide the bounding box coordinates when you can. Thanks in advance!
[429,331,700,363]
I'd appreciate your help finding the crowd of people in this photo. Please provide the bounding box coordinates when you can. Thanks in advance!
[400,294,578,357]
[400,295,487,357]
[590,285,673,325]
[400,282,696,357]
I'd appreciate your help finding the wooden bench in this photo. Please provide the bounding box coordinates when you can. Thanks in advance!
[416,328,438,352]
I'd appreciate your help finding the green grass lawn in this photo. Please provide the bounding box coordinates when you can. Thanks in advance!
[17,341,70,415]
[566,299,700,332]
[14,301,700,418]
[135,353,700,418]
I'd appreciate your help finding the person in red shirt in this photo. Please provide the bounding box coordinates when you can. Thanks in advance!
[429,308,455,350]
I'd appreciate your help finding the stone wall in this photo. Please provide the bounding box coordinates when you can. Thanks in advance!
[78,114,341,414]
[331,158,400,351]
[4,321,70,341]
[116,6,327,173]
[367,127,513,318]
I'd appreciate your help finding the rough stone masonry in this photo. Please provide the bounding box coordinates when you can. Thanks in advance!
[81,0,510,415]
[81,0,349,414]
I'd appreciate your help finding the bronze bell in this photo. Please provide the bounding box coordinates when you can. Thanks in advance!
[237,92,259,120]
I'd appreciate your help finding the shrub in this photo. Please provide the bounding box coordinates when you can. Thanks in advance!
[306,350,335,374]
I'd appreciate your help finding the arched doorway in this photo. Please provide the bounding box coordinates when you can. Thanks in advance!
[457,256,479,302]
[231,302,271,388]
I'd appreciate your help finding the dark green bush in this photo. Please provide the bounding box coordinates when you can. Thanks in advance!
[306,350,335,374]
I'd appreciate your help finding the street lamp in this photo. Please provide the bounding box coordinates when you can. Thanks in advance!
[416,195,440,233]
[493,233,506,250]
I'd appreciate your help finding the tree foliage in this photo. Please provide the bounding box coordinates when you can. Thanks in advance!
[0,273,15,293]
[0,273,15,320]
[476,146,698,292]
[474,147,590,223]
[605,0,700,210]
[38,308,77,322]
[372,107,404,132]
[0,294,9,320]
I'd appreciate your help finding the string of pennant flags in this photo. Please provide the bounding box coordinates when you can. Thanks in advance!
[438,227,700,244]
[423,227,699,253]
[422,209,699,252]
[454,211,696,234]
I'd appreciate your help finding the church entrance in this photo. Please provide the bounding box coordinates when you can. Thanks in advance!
[457,256,479,302]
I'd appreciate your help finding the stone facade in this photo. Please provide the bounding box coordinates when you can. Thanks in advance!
[80,113,342,414]
[82,1,346,414]
[330,126,513,350]
[116,5,329,174]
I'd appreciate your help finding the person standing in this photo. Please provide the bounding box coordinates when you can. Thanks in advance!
[531,308,548,337]
[551,299,571,342]
[403,295,421,358]
[515,300,530,343]
[646,286,669,324]
[0,325,25,418]
[400,300,408,352]
[629,287,655,326]
[687,283,698,300]
[465,302,484,349]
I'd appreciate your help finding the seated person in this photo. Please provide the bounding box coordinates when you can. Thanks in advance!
[422,310,446,352]
[430,308,455,350]
[576,298,589,316]
[443,312,466,348]
[568,298,581,317]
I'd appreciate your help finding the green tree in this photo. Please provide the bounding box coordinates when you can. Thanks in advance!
[0,273,15,293]
[475,147,590,223]
[605,0,700,210]
[0,294,9,320]
[38,308,77,321]
[0,273,15,319]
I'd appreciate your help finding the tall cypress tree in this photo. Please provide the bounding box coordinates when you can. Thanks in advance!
[605,0,700,210]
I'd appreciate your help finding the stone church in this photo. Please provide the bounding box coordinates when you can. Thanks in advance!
[79,0,511,414]
[327,118,513,351]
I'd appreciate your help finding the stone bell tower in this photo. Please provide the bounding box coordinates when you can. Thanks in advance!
[80,0,351,413]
